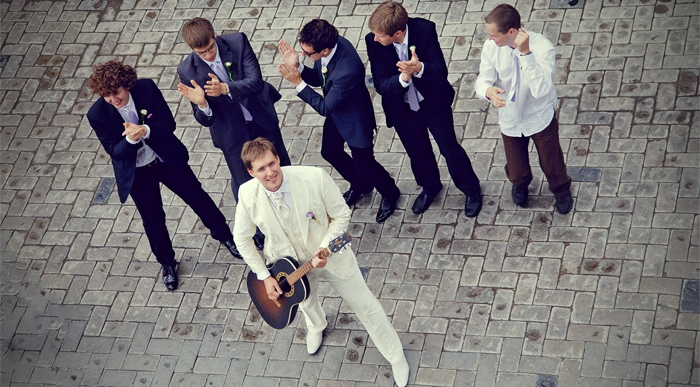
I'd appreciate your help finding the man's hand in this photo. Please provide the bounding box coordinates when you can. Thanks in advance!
[514,28,530,55]
[396,45,423,75]
[263,276,283,300]
[278,39,300,68]
[485,86,507,108]
[310,248,328,269]
[177,79,208,109]
[204,73,228,97]
[279,63,302,86]
[122,122,147,142]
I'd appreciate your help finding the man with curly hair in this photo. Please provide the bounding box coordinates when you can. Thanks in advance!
[86,60,238,291]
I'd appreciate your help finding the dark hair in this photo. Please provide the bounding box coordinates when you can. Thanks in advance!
[368,1,408,36]
[182,17,216,49]
[241,137,279,170]
[88,60,138,96]
[298,19,339,52]
[485,4,521,34]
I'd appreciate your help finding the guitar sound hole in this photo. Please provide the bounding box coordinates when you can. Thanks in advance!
[275,272,294,297]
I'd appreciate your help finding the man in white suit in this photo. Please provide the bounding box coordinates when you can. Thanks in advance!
[233,137,409,387]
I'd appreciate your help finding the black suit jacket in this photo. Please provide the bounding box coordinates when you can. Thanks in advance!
[87,79,189,203]
[298,36,375,149]
[177,32,282,152]
[365,17,456,128]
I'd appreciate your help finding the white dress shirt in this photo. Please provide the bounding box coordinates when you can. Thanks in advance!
[257,171,292,280]
[295,44,338,93]
[118,92,158,167]
[474,29,557,137]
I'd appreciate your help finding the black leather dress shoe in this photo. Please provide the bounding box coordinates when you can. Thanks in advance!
[411,187,441,214]
[222,239,243,259]
[253,229,265,250]
[464,192,482,218]
[511,184,528,207]
[343,186,373,206]
[555,191,574,214]
[162,263,178,291]
[376,196,397,223]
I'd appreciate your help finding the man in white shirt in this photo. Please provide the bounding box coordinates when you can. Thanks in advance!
[475,4,573,214]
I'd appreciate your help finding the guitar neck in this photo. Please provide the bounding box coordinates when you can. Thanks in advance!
[286,247,330,285]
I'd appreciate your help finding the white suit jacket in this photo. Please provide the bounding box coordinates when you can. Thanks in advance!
[233,166,357,280]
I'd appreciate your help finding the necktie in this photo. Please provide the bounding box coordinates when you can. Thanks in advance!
[508,52,519,103]
[398,44,420,111]
[211,61,229,82]
[124,108,139,124]
[270,191,291,220]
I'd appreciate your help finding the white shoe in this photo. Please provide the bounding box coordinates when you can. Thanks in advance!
[391,357,409,387]
[306,330,323,354]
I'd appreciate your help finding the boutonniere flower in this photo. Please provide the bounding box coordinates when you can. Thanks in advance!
[224,62,233,81]
[306,211,316,220]
[321,66,328,87]
[139,109,152,124]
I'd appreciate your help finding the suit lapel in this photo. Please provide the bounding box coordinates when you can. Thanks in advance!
[216,37,235,80]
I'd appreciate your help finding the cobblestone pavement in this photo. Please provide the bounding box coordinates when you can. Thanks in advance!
[1,0,699,386]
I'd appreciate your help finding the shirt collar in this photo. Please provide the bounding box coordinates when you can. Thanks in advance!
[264,170,290,198]
[321,44,338,68]
[118,92,136,113]
[392,24,409,52]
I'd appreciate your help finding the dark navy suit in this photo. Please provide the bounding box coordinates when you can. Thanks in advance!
[297,36,399,202]
[177,32,291,201]
[87,79,232,266]
[366,18,480,197]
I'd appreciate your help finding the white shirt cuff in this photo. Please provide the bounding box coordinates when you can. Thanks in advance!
[198,104,212,116]
[295,81,308,93]
[415,62,425,78]
[256,269,271,281]
[398,74,411,88]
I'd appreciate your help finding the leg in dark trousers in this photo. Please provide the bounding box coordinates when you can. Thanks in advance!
[426,105,480,195]
[220,142,248,202]
[501,133,534,188]
[129,164,176,267]
[392,107,442,194]
[159,162,233,242]
[530,116,571,196]
[348,145,400,202]
[320,119,373,193]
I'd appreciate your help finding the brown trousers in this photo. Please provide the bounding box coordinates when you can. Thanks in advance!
[501,114,572,197]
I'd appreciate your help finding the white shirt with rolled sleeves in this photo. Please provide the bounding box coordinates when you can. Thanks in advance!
[474,29,558,137]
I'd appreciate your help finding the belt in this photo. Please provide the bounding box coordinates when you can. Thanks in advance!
[139,158,160,168]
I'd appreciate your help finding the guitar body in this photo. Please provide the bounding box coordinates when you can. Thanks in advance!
[247,256,311,329]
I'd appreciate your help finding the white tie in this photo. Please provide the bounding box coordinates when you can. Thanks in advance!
[270,191,291,220]
[398,44,420,111]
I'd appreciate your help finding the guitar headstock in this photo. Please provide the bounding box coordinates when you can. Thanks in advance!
[328,232,352,253]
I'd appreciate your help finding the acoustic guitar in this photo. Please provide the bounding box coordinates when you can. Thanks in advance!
[246,232,352,329]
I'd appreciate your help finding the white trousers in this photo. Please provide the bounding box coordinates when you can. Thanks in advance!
[300,263,405,364]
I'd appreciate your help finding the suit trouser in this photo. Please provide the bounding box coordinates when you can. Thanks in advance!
[300,264,405,364]
[501,114,572,197]
[129,160,232,266]
[221,120,291,202]
[393,103,480,196]
[321,118,400,202]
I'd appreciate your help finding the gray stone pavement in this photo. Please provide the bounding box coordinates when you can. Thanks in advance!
[0,0,698,386]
